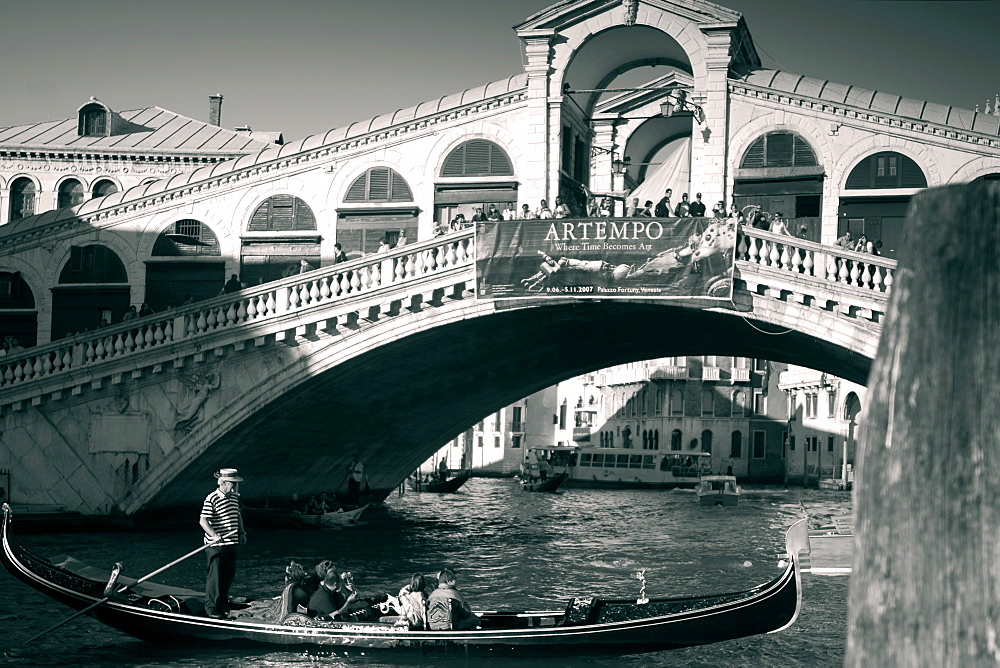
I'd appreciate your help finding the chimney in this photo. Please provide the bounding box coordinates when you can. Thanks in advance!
[209,94,223,127]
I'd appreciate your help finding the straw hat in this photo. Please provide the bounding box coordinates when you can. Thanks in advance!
[214,468,243,483]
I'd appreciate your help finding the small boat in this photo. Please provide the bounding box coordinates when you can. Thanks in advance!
[0,503,806,656]
[520,472,568,493]
[408,469,472,493]
[532,445,712,490]
[695,475,741,507]
[242,504,368,529]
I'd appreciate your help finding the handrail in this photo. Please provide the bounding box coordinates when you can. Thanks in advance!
[0,231,475,390]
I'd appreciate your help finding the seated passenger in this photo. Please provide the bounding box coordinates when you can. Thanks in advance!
[426,568,480,631]
[307,563,357,620]
[304,496,323,514]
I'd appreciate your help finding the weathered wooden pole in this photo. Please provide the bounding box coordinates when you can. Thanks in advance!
[847,182,1000,667]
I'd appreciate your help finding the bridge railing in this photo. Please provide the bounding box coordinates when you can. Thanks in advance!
[737,227,897,295]
[0,231,475,390]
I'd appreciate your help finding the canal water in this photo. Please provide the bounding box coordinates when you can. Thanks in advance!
[1,479,851,667]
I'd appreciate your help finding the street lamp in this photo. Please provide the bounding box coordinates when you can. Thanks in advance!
[590,145,631,176]
[659,89,706,124]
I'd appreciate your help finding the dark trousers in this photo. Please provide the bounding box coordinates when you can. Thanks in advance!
[205,545,238,615]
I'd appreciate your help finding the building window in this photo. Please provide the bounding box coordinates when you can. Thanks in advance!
[702,389,714,416]
[440,139,513,177]
[731,390,745,416]
[345,167,413,202]
[642,429,649,449]
[152,219,222,257]
[511,435,521,449]
[827,390,837,418]
[477,436,483,448]
[57,179,86,209]
[671,388,684,416]
[731,431,742,458]
[653,429,659,450]
[640,390,648,417]
[559,402,567,430]
[494,410,502,430]
[845,151,927,189]
[754,358,767,372]
[753,391,766,415]
[671,429,682,451]
[83,109,107,136]
[249,195,317,231]
[788,435,795,451]
[9,178,36,222]
[828,436,835,453]
[701,430,713,454]
[654,389,663,416]
[740,131,818,169]
[60,245,128,284]
[805,393,818,419]
[91,179,119,198]
[752,431,766,459]
[494,436,501,448]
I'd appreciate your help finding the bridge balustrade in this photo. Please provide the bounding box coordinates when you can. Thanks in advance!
[0,233,474,390]
[736,227,896,294]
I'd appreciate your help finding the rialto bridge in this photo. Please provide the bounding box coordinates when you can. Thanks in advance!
[0,0,997,515]
[0,228,893,515]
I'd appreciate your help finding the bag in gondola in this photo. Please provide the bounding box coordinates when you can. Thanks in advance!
[147,595,185,613]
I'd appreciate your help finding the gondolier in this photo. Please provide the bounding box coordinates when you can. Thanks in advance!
[199,468,246,619]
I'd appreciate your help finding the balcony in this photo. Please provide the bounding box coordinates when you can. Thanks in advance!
[649,365,686,380]
[509,421,525,432]
[731,368,751,383]
[702,366,721,381]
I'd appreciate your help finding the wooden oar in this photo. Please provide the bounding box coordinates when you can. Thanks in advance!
[23,529,238,645]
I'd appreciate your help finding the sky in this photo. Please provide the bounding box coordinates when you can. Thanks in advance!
[1,0,997,143]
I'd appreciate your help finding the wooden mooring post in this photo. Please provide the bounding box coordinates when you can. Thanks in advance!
[847,182,1000,666]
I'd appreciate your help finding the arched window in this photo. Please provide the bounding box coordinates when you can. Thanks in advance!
[92,179,119,198]
[731,431,743,458]
[83,109,108,136]
[441,139,513,177]
[9,178,36,222]
[974,173,1000,183]
[58,179,86,209]
[671,429,682,451]
[740,131,817,169]
[731,390,745,417]
[653,429,659,450]
[846,152,927,189]
[345,167,412,202]
[702,389,715,416]
[702,430,713,454]
[642,429,649,449]
[671,387,684,415]
[58,245,128,284]
[152,220,222,256]
[248,195,316,231]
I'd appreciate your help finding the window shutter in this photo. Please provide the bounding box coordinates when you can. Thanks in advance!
[741,137,766,168]
[766,133,794,167]
[899,155,927,188]
[845,156,872,189]
[346,174,369,202]
[792,136,817,166]
[440,140,513,177]
[368,168,390,200]
[269,195,296,231]
[465,140,491,175]
[389,172,412,201]
[441,146,466,177]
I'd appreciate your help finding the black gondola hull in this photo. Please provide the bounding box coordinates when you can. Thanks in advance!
[1,504,805,657]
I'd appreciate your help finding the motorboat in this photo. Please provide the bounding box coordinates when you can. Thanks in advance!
[695,475,740,507]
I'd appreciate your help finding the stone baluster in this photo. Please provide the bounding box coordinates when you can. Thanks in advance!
[13,361,24,383]
[298,282,310,306]
[94,337,107,360]
[445,242,458,267]
[404,254,416,278]
[884,267,894,294]
[747,238,760,265]
[164,320,173,341]
[125,330,137,353]
[456,240,468,264]
[779,244,790,269]
[265,291,276,315]
[736,234,749,261]
[237,300,248,323]
[849,260,860,286]
[350,268,361,292]
[370,262,381,288]
[319,277,332,301]
[309,280,320,303]
[414,251,425,275]
[871,265,884,292]
[860,263,873,289]
[32,355,43,378]
[394,257,405,282]
[339,272,351,294]
[837,257,850,284]
[288,284,301,310]
[802,250,814,277]
[3,364,13,385]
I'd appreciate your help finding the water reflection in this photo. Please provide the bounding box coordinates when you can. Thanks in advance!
[2,479,851,666]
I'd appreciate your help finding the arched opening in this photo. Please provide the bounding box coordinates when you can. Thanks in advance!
[670,428,682,451]
[435,139,516,227]
[701,429,713,454]
[51,245,130,338]
[730,430,743,459]
[92,179,119,198]
[839,151,928,259]
[560,26,694,215]
[242,195,321,285]
[0,272,37,349]
[338,167,418,255]
[9,178,36,222]
[841,391,862,489]
[147,220,225,310]
[734,131,824,241]
[57,178,86,209]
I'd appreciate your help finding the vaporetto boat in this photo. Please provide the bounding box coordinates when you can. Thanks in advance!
[534,445,712,490]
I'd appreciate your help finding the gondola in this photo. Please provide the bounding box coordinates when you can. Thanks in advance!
[520,472,569,493]
[1,503,806,656]
[242,504,368,529]
[407,469,472,493]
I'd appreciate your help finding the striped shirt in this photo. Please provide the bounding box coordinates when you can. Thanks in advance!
[200,488,242,546]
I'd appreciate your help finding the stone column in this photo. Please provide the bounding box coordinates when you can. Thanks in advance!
[591,121,617,196]
[693,26,735,210]
[517,30,556,210]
